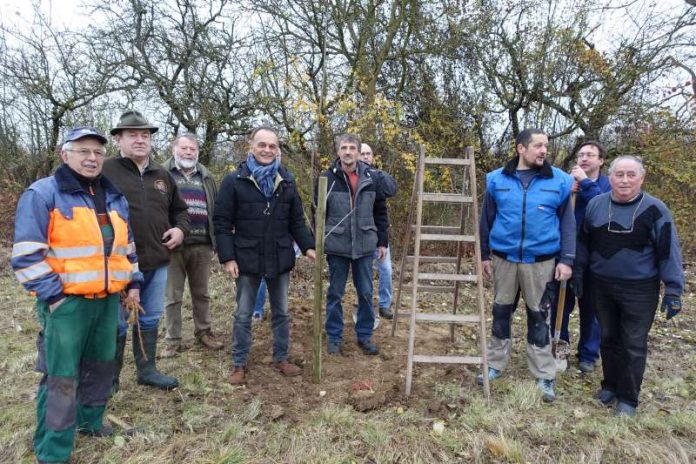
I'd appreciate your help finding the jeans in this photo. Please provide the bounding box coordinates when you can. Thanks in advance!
[118,266,168,336]
[253,278,267,317]
[591,275,659,408]
[326,254,375,344]
[373,246,393,309]
[232,273,290,366]
[550,277,601,364]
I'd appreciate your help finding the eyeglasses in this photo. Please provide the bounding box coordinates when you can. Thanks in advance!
[66,148,106,158]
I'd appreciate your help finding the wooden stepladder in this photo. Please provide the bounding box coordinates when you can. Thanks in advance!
[391,147,490,399]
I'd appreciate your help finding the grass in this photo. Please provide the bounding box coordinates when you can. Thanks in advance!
[0,260,694,463]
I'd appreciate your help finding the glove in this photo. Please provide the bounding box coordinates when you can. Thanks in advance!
[570,272,583,301]
[661,296,682,320]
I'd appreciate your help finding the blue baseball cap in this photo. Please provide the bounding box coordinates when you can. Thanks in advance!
[63,127,108,145]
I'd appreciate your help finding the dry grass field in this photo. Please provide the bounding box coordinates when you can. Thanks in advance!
[0,252,694,464]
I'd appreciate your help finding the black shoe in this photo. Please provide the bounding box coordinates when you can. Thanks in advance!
[133,328,179,390]
[578,361,595,373]
[357,340,379,355]
[78,423,114,437]
[594,388,616,407]
[379,307,394,319]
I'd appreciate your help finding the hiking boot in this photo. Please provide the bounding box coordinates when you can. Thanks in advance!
[133,328,179,390]
[594,388,617,407]
[160,343,181,358]
[537,378,556,403]
[476,367,502,385]
[228,367,246,385]
[578,361,595,373]
[327,340,342,354]
[357,339,379,355]
[274,360,302,377]
[379,307,394,319]
[614,401,636,417]
[197,332,223,350]
[78,423,114,438]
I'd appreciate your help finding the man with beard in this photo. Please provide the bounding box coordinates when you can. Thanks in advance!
[161,133,222,357]
[477,128,575,402]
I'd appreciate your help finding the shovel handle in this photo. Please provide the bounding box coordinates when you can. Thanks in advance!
[553,281,568,341]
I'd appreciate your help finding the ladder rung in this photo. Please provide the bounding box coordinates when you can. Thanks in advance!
[401,285,456,293]
[405,256,458,263]
[415,313,480,323]
[422,193,474,203]
[424,157,472,166]
[411,225,461,234]
[421,234,475,242]
[412,355,481,364]
[418,273,478,282]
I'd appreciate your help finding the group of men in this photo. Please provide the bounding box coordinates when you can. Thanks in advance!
[10,117,684,462]
[11,112,397,462]
[478,128,684,415]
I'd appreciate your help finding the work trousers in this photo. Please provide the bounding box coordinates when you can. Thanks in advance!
[33,294,119,463]
[164,244,214,342]
[591,276,659,408]
[487,256,556,380]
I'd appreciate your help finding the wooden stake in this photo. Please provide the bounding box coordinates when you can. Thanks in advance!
[313,176,328,384]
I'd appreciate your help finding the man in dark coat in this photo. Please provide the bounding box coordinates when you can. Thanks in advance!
[214,127,315,385]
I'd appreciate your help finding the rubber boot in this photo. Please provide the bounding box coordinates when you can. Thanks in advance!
[111,334,127,395]
[133,328,179,390]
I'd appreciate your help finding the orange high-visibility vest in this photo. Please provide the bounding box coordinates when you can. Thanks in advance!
[45,206,133,296]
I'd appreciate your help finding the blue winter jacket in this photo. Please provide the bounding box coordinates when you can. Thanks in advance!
[483,157,575,264]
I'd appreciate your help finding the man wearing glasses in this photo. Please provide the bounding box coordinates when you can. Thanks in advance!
[576,155,684,416]
[12,127,143,462]
[103,111,190,391]
[550,141,611,374]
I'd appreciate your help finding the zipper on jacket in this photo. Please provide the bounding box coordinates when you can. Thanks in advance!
[518,176,536,261]
[85,187,110,293]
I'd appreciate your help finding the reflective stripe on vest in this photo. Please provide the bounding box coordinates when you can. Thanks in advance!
[47,245,103,259]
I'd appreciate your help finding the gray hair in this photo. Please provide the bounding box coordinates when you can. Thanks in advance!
[61,141,73,152]
[608,155,645,176]
[335,133,361,152]
[173,133,199,147]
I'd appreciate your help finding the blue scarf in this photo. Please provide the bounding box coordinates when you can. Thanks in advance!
[246,153,280,199]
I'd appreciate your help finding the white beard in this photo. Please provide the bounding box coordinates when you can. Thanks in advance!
[176,157,197,170]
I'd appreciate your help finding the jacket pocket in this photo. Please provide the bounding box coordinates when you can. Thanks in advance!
[324,222,349,255]
[276,236,295,274]
[359,224,378,256]
[234,236,260,274]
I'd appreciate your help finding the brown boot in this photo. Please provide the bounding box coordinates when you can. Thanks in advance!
[228,367,246,385]
[160,343,181,358]
[197,332,223,350]
[274,360,302,377]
